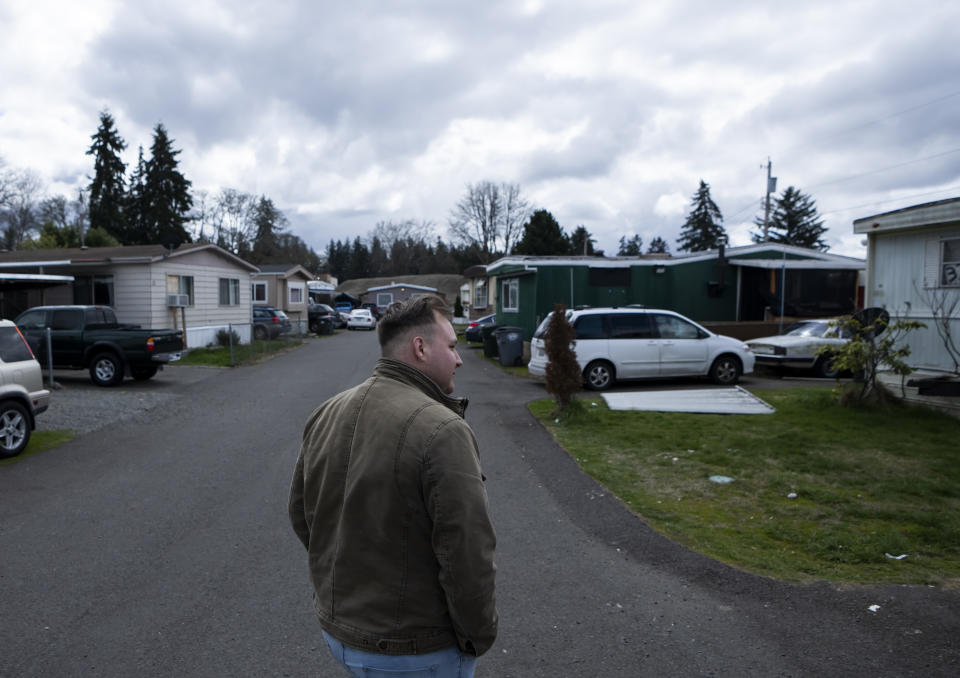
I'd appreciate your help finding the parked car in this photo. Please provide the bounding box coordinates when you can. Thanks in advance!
[360,302,382,320]
[252,306,291,340]
[464,313,496,343]
[308,303,338,334]
[527,307,755,390]
[0,319,50,457]
[746,319,853,378]
[15,305,183,387]
[347,308,377,331]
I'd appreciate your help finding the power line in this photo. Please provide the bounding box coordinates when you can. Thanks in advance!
[805,147,960,191]
[819,184,960,217]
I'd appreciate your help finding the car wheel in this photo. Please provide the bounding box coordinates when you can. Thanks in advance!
[584,360,615,391]
[0,401,31,458]
[814,356,839,379]
[131,365,159,381]
[89,351,124,387]
[710,354,741,385]
[253,325,267,340]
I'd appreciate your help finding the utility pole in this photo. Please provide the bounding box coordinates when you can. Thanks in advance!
[762,158,777,241]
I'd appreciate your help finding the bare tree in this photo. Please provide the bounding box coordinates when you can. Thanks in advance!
[210,188,255,255]
[915,282,960,374]
[371,218,436,251]
[0,168,45,250]
[449,181,530,263]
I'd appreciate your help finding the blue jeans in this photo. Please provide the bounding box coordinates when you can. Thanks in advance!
[322,631,478,678]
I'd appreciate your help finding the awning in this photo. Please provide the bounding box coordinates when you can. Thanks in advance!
[0,273,74,289]
[727,258,864,270]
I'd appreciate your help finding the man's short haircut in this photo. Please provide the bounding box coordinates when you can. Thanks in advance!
[378,294,451,353]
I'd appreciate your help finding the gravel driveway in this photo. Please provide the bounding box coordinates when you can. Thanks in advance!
[34,364,224,435]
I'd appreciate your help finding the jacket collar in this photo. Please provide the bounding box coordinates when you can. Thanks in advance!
[374,358,468,417]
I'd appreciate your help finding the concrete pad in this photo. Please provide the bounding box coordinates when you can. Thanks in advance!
[602,385,775,414]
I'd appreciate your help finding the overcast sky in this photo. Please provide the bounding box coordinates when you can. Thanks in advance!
[2,0,958,259]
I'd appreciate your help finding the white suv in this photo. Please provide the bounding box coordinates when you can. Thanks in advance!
[0,319,50,457]
[527,307,755,390]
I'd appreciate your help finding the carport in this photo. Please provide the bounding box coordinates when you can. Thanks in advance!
[0,272,76,319]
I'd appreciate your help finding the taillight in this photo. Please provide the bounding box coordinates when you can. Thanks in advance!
[272,316,279,323]
[147,337,155,352]
[15,326,35,359]
[468,322,478,329]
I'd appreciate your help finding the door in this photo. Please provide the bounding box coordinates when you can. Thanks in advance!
[49,308,86,367]
[607,313,660,378]
[652,313,709,376]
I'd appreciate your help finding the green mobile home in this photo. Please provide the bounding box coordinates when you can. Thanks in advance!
[484,244,864,339]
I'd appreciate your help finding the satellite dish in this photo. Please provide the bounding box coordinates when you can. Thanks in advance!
[851,307,890,340]
[160,234,182,251]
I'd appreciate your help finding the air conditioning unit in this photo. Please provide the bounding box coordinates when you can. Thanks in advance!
[167,294,189,307]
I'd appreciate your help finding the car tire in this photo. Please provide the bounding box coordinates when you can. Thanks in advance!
[814,356,839,379]
[710,354,741,385]
[131,365,159,381]
[89,351,124,387]
[253,325,267,340]
[0,400,31,458]
[584,360,615,391]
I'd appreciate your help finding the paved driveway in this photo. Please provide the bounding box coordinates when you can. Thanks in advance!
[2,335,957,677]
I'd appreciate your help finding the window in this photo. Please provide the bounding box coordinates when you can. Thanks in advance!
[0,327,33,363]
[51,309,83,330]
[573,315,607,340]
[377,292,394,307]
[16,310,46,330]
[653,314,702,339]
[589,268,631,287]
[501,278,519,311]
[942,238,960,287]
[167,275,194,305]
[252,281,267,303]
[85,307,116,327]
[219,278,240,305]
[289,283,304,305]
[73,275,114,305]
[610,313,654,339]
[473,280,488,308]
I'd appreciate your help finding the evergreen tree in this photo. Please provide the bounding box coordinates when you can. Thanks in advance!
[752,186,828,250]
[123,147,149,244]
[544,303,582,411]
[86,109,127,240]
[676,180,726,252]
[617,234,643,256]
[139,123,193,246]
[249,195,288,263]
[512,209,569,255]
[569,225,597,255]
[326,239,350,281]
[368,236,388,276]
[348,236,371,279]
[647,236,669,254]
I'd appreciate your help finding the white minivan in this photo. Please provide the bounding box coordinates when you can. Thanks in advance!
[527,307,755,390]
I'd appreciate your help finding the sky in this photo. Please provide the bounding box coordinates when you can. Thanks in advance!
[2,0,959,260]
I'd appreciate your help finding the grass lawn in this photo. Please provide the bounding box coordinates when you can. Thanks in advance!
[529,387,960,586]
[0,430,76,466]
[177,336,305,367]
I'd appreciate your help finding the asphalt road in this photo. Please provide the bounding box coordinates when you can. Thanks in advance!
[1,333,957,677]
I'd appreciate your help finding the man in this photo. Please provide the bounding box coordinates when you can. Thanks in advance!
[289,295,497,677]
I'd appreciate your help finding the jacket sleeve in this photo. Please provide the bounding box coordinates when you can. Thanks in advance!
[423,418,498,656]
[288,449,310,550]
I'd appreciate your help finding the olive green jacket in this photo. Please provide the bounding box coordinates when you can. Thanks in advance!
[289,358,498,656]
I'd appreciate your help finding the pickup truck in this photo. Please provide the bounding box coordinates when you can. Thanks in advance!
[15,305,184,387]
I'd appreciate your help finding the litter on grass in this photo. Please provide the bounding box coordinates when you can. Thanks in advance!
[709,475,734,484]
[885,553,909,560]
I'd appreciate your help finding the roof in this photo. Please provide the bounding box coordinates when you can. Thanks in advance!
[727,258,864,270]
[853,196,960,235]
[366,282,438,293]
[0,243,259,272]
[336,274,466,303]
[485,243,863,275]
[253,263,314,280]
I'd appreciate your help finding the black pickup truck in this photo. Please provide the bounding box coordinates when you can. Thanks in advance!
[15,305,184,386]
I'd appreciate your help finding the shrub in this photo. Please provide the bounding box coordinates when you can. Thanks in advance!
[216,327,241,348]
[544,303,582,411]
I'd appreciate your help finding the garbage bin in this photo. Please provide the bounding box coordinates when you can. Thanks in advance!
[495,327,524,367]
[480,324,500,358]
